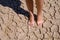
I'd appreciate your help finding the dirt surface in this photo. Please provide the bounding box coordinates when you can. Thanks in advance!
[0,0,60,40]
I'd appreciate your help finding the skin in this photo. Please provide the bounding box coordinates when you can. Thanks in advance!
[26,0,43,26]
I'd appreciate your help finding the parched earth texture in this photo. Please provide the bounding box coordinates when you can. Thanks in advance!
[0,0,60,40]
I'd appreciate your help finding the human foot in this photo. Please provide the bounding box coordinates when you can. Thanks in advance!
[37,14,43,26]
[28,11,34,26]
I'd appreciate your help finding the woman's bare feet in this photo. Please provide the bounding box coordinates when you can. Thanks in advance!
[35,0,43,26]
[28,11,34,26]
[26,0,43,26]
[26,0,34,26]
[37,14,43,26]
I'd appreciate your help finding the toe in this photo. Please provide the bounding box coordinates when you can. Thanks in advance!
[37,20,43,26]
[28,21,34,27]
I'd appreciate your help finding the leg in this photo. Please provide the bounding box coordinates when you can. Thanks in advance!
[35,0,43,26]
[26,0,34,26]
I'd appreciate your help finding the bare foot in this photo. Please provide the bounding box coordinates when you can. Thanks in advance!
[37,14,43,26]
[28,11,34,26]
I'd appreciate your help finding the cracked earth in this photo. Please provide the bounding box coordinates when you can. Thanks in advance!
[0,0,60,40]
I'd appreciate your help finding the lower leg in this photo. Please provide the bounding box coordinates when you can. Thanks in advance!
[26,0,34,26]
[36,0,43,26]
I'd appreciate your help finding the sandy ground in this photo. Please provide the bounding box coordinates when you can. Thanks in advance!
[0,0,60,40]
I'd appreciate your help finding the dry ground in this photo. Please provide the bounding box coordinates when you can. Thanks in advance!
[0,0,60,40]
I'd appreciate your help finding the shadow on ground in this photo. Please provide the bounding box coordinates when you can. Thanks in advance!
[0,0,37,21]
